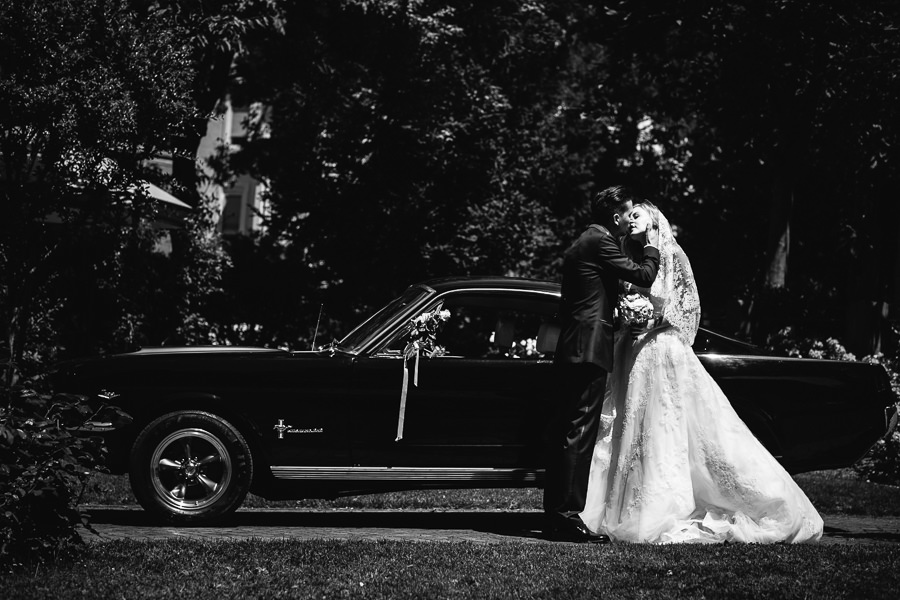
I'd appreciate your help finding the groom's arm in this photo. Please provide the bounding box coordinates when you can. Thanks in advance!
[595,234,660,287]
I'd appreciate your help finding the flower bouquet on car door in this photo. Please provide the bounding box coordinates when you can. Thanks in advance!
[396,306,450,440]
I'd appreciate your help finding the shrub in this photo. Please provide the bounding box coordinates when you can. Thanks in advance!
[767,327,900,486]
[854,352,900,486]
[0,382,127,565]
[855,431,900,486]
[766,326,858,361]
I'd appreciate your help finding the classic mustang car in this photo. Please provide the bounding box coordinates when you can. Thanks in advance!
[52,277,898,525]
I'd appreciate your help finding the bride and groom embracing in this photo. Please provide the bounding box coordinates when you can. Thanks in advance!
[544,186,824,544]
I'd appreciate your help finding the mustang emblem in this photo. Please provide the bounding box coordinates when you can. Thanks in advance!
[273,419,292,439]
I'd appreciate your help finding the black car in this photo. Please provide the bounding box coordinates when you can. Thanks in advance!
[53,277,898,524]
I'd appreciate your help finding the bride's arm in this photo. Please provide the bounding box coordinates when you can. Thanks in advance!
[629,316,672,339]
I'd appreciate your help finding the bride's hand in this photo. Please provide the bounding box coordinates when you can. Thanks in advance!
[629,320,651,339]
[630,318,671,340]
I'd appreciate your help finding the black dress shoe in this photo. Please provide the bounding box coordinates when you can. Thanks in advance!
[546,518,610,543]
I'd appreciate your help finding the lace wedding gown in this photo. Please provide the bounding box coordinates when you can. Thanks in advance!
[580,210,823,544]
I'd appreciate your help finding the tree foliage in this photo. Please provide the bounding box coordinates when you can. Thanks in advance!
[0,0,205,382]
[587,1,900,344]
[222,1,587,342]
[218,0,900,351]
[3,0,898,358]
[0,0,275,561]
[136,0,282,197]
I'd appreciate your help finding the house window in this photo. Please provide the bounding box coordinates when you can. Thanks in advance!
[222,193,244,234]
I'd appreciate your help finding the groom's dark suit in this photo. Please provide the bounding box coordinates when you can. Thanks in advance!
[545,224,660,530]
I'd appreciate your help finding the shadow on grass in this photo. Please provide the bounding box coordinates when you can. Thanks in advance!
[82,507,900,545]
[81,507,550,540]
[823,525,900,543]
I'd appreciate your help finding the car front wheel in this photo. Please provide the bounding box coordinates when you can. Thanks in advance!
[129,410,253,525]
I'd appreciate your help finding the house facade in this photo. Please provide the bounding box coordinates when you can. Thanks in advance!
[197,99,268,237]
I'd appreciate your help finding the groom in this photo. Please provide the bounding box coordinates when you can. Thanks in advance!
[545,185,660,542]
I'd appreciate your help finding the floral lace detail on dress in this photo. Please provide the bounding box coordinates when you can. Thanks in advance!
[623,211,699,346]
[651,213,700,346]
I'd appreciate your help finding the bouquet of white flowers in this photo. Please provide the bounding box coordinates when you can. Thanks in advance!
[405,307,451,359]
[618,292,655,327]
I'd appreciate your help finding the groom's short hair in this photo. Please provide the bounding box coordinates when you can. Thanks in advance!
[591,185,635,224]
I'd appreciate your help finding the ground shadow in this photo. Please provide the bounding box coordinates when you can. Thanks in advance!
[823,525,900,544]
[83,509,900,545]
[82,508,548,541]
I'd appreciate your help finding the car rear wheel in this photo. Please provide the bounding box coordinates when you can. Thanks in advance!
[129,410,253,525]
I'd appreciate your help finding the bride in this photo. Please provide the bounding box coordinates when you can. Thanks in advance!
[580,202,824,544]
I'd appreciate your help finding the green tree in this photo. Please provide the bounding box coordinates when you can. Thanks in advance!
[220,0,599,344]
[211,0,899,354]
[133,0,282,202]
[0,0,198,384]
[582,1,900,347]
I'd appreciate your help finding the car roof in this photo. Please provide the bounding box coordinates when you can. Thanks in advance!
[421,276,561,295]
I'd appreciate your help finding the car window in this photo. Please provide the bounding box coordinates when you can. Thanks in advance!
[380,292,560,360]
[339,285,431,351]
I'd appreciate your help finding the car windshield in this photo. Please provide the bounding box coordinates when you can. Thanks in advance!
[338,285,433,352]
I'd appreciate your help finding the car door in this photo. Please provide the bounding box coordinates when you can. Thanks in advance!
[348,290,561,470]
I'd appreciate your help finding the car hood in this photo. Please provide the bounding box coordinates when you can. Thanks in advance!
[49,345,351,392]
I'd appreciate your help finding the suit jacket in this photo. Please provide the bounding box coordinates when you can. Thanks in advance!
[555,224,661,372]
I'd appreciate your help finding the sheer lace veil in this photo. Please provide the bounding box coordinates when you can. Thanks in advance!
[639,202,701,346]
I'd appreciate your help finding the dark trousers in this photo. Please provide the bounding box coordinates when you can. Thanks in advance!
[543,362,607,526]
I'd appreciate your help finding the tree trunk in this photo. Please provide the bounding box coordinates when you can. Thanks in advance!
[764,177,793,289]
[5,317,18,394]
[739,176,794,342]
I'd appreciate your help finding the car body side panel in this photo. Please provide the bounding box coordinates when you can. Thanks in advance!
[58,352,354,470]
[53,278,898,500]
[698,353,894,472]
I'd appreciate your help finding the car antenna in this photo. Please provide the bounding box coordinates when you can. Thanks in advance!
[312,303,324,350]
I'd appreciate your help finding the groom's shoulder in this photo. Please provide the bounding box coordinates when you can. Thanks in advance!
[566,227,600,253]
[579,224,611,242]
[567,226,613,254]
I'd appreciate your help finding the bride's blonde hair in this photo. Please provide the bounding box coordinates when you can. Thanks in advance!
[624,200,661,260]
[635,200,661,230]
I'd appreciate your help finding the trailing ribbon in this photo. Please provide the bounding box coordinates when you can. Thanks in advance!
[396,342,421,441]
[395,307,449,442]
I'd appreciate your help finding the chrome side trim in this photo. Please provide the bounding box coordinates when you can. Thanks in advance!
[270,466,544,482]
[130,346,287,355]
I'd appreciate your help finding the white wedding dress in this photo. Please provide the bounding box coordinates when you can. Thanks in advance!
[580,210,823,544]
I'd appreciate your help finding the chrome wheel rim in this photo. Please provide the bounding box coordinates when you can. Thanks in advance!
[150,428,232,513]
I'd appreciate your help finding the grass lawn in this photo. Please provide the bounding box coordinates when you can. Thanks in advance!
[79,468,900,515]
[2,539,897,599]
[793,469,900,515]
[1,469,895,598]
